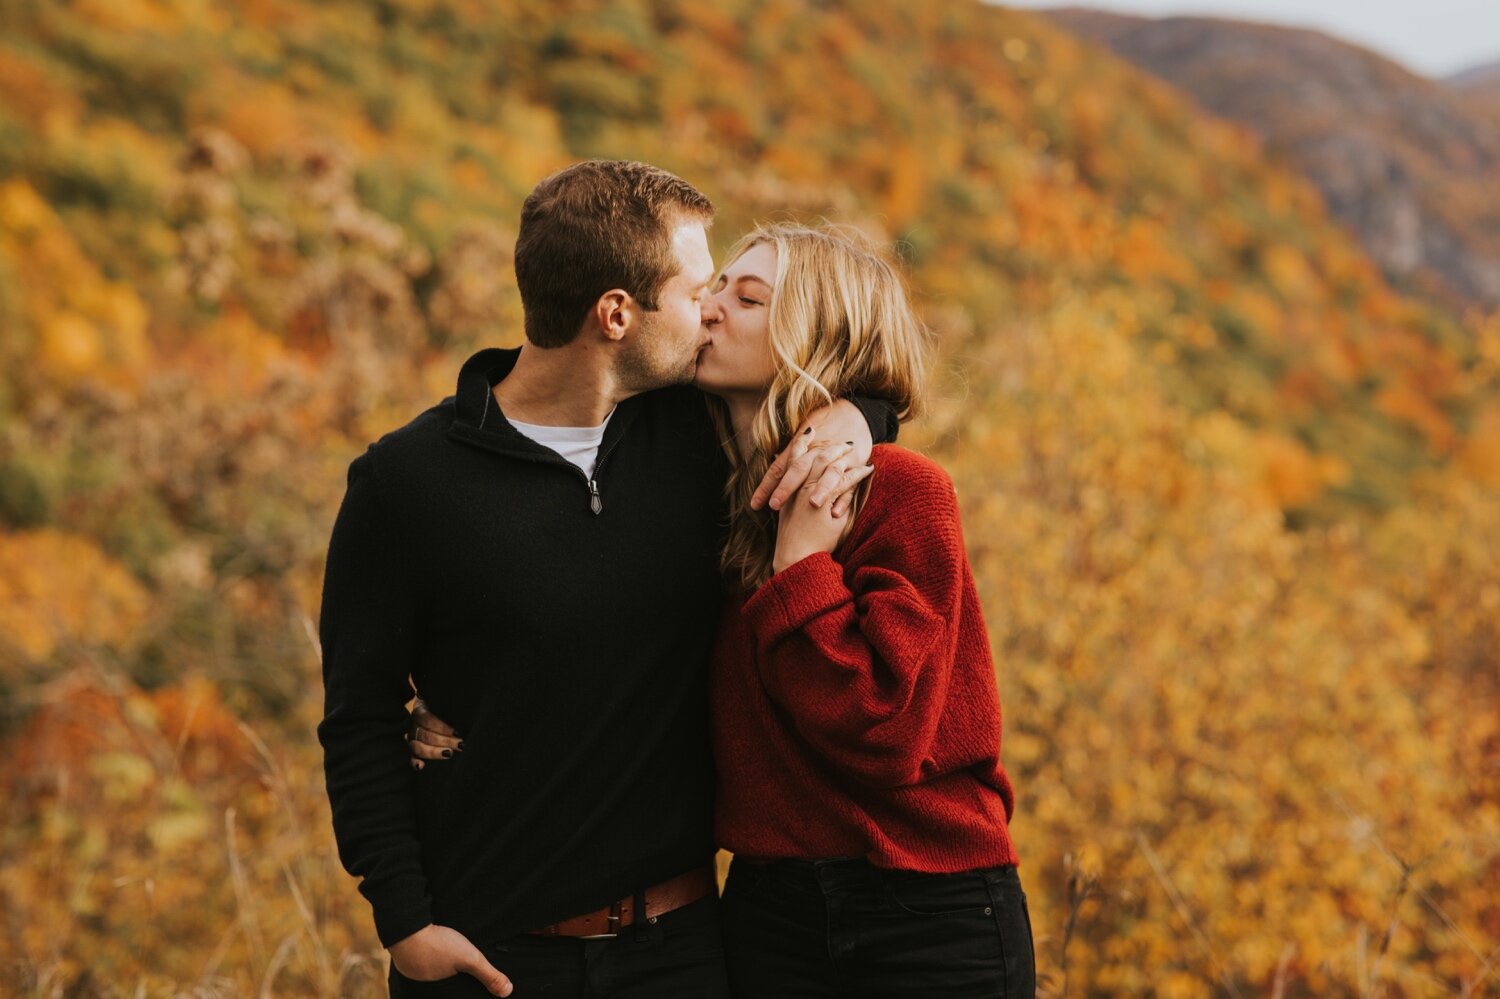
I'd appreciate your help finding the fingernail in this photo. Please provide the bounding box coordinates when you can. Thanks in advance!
[457,741,465,751]
[442,749,453,759]
[845,441,853,445]
[802,427,812,435]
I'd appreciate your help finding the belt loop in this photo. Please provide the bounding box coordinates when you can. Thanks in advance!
[607,898,622,936]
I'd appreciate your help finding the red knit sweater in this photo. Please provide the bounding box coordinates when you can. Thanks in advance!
[711,444,1019,871]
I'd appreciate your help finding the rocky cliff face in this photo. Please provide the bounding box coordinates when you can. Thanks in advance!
[1451,59,1500,134]
[1049,9,1500,310]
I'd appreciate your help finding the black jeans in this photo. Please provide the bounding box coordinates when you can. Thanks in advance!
[721,857,1035,999]
[387,895,730,998]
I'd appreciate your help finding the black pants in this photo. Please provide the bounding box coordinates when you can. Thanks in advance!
[387,895,730,998]
[721,857,1036,999]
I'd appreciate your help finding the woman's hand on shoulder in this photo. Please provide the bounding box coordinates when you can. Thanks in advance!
[752,400,874,517]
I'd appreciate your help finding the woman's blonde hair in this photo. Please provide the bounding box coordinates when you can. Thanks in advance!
[708,222,931,589]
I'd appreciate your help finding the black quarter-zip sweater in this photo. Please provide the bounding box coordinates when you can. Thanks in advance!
[318,346,895,949]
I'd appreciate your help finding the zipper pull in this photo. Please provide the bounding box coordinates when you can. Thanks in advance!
[588,479,602,515]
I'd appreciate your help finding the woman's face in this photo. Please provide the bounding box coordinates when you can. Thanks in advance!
[694,241,778,398]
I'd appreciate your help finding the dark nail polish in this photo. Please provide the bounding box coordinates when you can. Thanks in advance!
[845,441,853,445]
[442,749,453,759]
[457,741,465,751]
[803,427,812,435]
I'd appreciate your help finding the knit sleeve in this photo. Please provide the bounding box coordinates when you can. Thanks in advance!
[741,452,963,789]
[316,449,433,948]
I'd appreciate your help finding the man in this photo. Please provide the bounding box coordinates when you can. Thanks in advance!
[318,161,890,998]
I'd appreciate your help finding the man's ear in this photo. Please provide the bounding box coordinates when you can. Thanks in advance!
[592,289,636,343]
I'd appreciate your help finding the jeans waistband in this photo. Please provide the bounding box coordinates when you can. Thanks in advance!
[739,856,1018,892]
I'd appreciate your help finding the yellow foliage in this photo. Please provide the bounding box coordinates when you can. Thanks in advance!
[71,0,186,34]
[1262,242,1319,304]
[0,178,52,235]
[923,300,1500,998]
[38,312,103,375]
[0,530,149,662]
[0,179,154,387]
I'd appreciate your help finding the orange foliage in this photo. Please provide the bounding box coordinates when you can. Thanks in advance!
[1459,402,1500,487]
[9,674,255,786]
[2,671,379,996]
[1255,432,1344,508]
[1376,379,1457,452]
[70,0,187,34]
[0,48,80,126]
[214,75,310,158]
[1114,216,1196,286]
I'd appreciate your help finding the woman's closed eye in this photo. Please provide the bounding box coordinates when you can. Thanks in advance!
[739,296,764,306]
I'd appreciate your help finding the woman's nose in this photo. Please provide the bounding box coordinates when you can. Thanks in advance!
[701,296,725,325]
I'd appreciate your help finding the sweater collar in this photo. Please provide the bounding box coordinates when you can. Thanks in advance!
[448,346,643,463]
[453,346,520,429]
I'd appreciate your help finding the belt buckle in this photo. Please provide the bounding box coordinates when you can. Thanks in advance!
[577,901,622,940]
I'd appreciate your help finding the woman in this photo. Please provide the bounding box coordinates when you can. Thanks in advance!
[416,223,1033,998]
[695,223,1032,999]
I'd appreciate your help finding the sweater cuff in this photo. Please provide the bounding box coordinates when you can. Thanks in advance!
[744,552,851,639]
[847,394,900,445]
[364,878,435,949]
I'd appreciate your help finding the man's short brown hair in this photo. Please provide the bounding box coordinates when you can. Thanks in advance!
[513,161,715,348]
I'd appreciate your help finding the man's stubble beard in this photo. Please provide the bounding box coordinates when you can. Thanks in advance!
[615,312,699,395]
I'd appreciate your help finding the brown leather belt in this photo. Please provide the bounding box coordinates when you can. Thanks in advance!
[527,866,717,939]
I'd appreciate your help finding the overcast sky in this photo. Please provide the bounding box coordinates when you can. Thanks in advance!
[999,1,1500,78]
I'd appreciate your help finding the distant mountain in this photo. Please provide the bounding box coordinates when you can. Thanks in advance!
[1448,58,1500,91]
[1450,58,1500,119]
[1047,9,1500,310]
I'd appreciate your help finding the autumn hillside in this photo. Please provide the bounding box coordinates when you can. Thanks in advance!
[1048,7,1500,311]
[1,1,1497,996]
